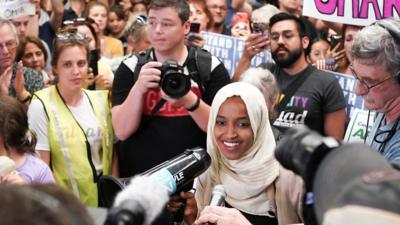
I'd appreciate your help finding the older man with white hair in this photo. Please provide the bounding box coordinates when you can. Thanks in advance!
[351,18,400,162]
[0,20,43,103]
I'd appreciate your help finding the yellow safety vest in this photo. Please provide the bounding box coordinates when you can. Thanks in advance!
[33,85,113,206]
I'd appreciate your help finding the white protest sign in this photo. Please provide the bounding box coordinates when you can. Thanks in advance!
[344,108,375,143]
[201,32,273,77]
[0,0,35,20]
[303,0,400,26]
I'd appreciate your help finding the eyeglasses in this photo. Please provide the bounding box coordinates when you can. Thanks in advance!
[349,64,393,92]
[62,17,95,27]
[0,40,17,51]
[56,31,87,42]
[270,31,300,42]
[135,15,147,25]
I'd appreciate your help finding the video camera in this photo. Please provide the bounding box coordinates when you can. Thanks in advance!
[275,125,400,225]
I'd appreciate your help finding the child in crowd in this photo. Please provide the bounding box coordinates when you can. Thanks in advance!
[0,96,54,185]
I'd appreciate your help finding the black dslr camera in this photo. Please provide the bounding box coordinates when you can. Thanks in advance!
[159,59,191,98]
[275,125,400,225]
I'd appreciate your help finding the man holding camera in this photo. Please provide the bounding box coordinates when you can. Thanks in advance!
[111,0,230,178]
[351,19,400,162]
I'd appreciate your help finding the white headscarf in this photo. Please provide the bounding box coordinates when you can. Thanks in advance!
[202,82,280,216]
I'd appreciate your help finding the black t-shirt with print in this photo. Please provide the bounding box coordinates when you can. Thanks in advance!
[273,65,345,135]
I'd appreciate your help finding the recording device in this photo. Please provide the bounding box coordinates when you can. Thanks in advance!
[190,22,201,34]
[209,185,226,206]
[104,175,170,225]
[251,22,268,34]
[88,49,101,90]
[98,147,211,208]
[188,22,201,42]
[329,35,343,50]
[158,59,191,98]
[275,125,400,225]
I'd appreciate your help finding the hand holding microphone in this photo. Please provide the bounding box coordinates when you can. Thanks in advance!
[194,185,251,225]
[100,147,211,225]
[208,185,226,207]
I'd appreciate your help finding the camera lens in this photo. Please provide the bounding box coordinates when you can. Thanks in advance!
[161,72,191,98]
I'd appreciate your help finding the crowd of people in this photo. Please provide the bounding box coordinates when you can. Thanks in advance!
[0,0,399,224]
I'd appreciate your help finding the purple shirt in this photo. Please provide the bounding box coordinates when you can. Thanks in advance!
[17,154,55,184]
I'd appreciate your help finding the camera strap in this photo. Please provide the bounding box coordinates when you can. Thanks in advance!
[187,47,212,104]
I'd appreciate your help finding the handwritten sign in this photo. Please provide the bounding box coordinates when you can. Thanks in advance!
[202,32,273,77]
[0,0,35,20]
[303,0,400,26]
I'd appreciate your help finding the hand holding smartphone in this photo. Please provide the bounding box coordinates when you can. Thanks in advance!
[189,22,200,33]
[251,22,269,35]
[330,35,344,50]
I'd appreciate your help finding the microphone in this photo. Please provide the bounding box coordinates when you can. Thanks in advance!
[99,147,212,225]
[209,185,226,206]
[203,185,226,225]
[142,147,212,195]
[104,175,170,225]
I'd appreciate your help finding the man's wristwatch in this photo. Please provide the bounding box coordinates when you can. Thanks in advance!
[186,96,201,112]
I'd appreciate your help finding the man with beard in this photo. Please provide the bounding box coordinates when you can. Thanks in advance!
[233,13,345,140]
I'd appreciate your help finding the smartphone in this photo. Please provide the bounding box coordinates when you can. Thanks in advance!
[89,49,100,76]
[251,22,268,34]
[88,49,100,90]
[330,35,343,50]
[189,22,200,33]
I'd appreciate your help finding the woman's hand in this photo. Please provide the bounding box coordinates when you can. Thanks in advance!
[326,43,345,63]
[0,173,27,185]
[14,62,30,102]
[0,66,12,96]
[95,74,113,90]
[194,206,251,225]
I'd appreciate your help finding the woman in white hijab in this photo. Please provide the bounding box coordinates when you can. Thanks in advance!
[174,82,303,225]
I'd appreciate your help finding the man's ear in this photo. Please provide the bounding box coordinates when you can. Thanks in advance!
[183,20,191,35]
[302,35,310,50]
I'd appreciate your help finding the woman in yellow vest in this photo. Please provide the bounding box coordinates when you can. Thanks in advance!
[27,29,115,207]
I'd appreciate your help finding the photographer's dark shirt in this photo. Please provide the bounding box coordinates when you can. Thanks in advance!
[111,49,230,178]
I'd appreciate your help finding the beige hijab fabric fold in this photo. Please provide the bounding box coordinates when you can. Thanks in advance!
[196,82,279,216]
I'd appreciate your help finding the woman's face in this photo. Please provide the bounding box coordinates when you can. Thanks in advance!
[308,39,330,63]
[54,45,88,91]
[189,3,209,31]
[108,12,126,36]
[132,3,147,16]
[128,32,151,54]
[76,25,96,49]
[89,5,108,32]
[344,25,361,63]
[231,22,251,40]
[214,96,254,160]
[22,42,45,72]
